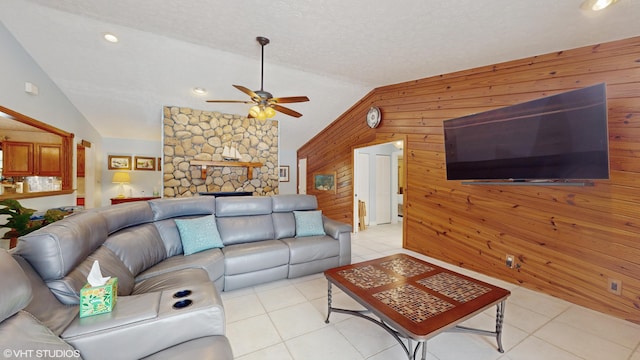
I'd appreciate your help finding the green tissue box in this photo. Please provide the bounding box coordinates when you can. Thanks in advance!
[79,277,118,318]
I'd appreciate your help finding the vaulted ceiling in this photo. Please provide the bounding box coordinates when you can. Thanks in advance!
[1,0,639,151]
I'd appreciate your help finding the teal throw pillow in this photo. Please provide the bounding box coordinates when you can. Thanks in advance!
[293,210,325,237]
[175,215,224,255]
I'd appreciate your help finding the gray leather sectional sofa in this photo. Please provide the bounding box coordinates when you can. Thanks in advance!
[0,194,352,359]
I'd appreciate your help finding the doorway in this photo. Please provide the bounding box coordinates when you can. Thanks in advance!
[353,140,405,233]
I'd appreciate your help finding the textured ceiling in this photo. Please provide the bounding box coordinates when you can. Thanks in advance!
[1,0,639,151]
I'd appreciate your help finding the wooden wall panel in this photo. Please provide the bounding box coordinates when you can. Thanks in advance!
[298,36,640,323]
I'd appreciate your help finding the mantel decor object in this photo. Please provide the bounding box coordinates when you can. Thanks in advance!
[222,143,241,161]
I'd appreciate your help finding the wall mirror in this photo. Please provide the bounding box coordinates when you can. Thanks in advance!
[0,105,73,199]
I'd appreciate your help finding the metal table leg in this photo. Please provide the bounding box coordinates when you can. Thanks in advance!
[325,281,332,324]
[449,300,507,353]
[495,300,506,353]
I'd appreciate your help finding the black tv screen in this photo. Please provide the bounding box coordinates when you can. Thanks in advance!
[444,83,609,181]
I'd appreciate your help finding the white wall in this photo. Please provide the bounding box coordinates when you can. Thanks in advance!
[100,138,163,206]
[0,22,103,211]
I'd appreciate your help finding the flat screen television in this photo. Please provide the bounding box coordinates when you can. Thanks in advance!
[443,83,609,182]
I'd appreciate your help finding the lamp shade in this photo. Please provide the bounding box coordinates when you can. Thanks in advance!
[264,106,276,118]
[249,105,261,118]
[112,172,130,184]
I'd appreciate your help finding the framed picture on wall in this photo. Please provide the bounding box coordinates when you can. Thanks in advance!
[134,156,155,171]
[108,155,132,170]
[279,165,290,182]
[313,172,336,193]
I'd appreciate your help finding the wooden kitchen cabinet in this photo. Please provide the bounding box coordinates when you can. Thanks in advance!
[2,141,62,177]
[3,141,34,176]
[36,144,63,176]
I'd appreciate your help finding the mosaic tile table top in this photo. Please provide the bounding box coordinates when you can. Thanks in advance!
[325,253,511,339]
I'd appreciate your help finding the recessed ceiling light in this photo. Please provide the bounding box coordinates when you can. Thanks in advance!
[103,33,119,43]
[192,87,207,95]
[581,0,619,11]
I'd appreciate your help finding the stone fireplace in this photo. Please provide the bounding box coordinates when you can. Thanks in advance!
[162,106,279,197]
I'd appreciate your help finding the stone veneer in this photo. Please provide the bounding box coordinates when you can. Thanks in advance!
[163,106,279,197]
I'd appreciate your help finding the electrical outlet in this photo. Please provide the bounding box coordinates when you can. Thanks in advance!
[607,278,622,295]
[505,254,515,269]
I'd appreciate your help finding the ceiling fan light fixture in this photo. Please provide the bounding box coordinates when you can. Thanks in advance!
[249,105,276,120]
[206,36,309,118]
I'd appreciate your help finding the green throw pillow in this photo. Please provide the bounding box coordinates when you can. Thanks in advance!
[293,210,325,237]
[175,215,224,255]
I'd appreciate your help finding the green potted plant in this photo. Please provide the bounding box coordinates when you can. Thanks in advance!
[0,199,65,248]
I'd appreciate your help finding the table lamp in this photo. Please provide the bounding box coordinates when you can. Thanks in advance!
[112,172,131,198]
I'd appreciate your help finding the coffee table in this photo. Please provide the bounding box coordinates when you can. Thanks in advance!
[324,253,510,360]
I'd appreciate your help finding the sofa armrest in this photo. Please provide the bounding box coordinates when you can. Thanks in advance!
[322,216,352,240]
[322,216,352,266]
[62,283,225,359]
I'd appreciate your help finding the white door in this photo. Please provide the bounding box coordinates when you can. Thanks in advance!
[375,155,391,224]
[298,158,307,194]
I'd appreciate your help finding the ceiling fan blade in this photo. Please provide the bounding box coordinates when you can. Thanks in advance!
[269,96,310,104]
[272,104,303,118]
[205,99,254,104]
[233,84,259,99]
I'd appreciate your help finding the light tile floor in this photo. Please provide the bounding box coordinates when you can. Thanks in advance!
[222,223,640,360]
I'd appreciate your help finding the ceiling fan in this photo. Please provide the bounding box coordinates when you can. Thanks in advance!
[206,36,309,119]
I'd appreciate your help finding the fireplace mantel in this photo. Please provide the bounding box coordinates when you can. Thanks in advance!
[189,160,264,179]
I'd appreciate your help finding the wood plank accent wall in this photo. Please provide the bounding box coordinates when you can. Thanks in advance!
[298,36,640,324]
